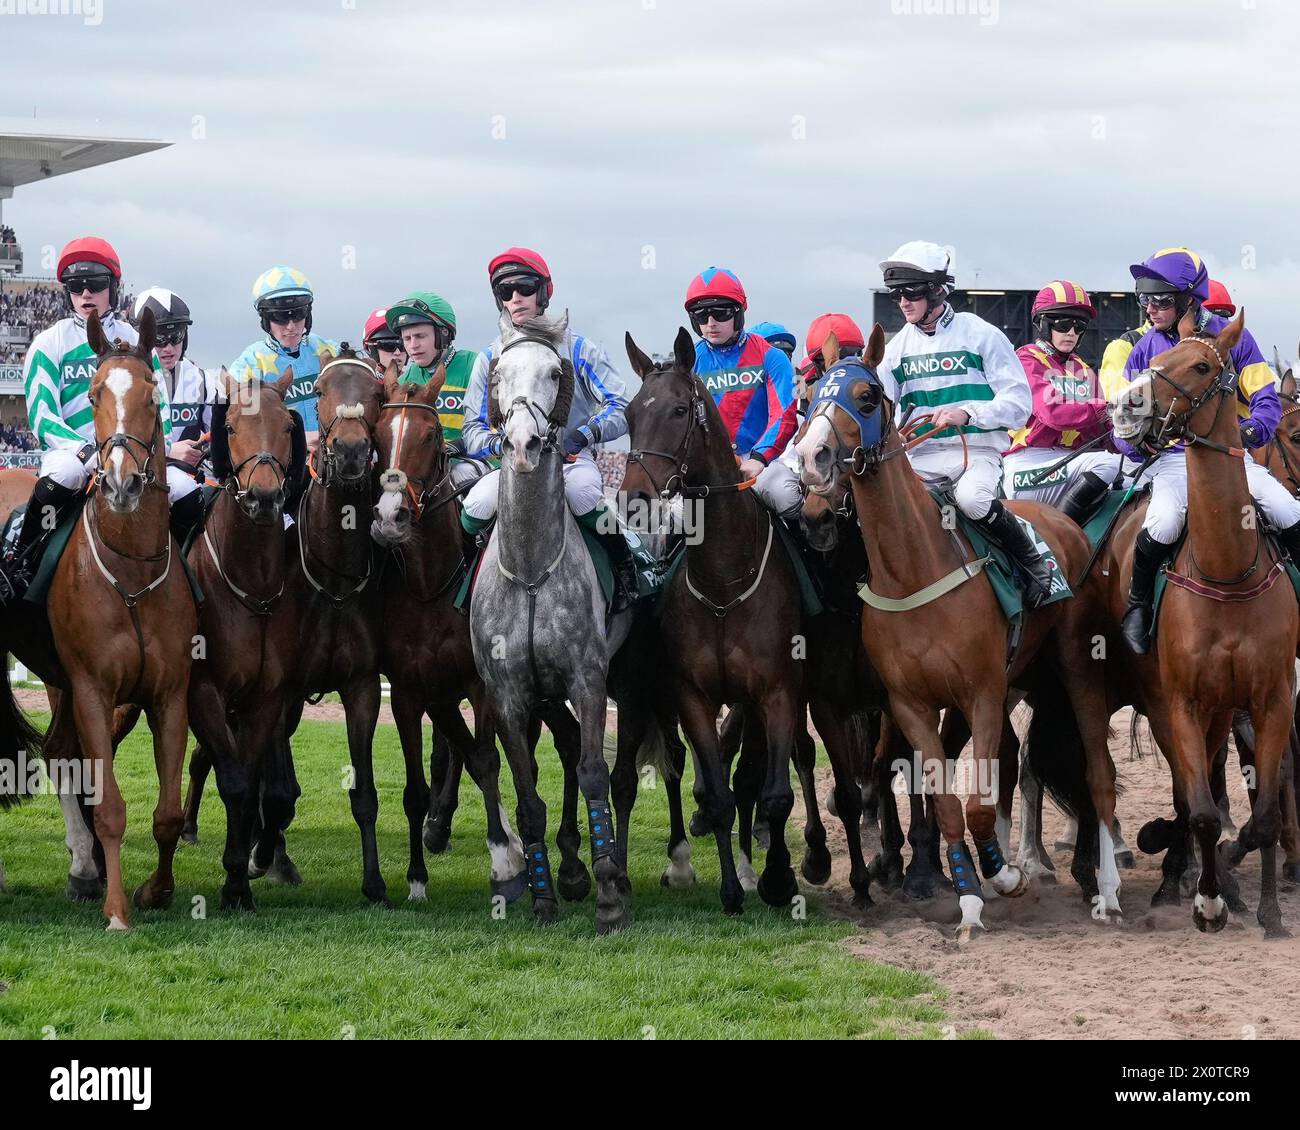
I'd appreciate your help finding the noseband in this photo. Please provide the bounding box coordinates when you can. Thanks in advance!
[377,399,456,522]
[315,358,379,486]
[1145,336,1240,454]
[94,412,167,493]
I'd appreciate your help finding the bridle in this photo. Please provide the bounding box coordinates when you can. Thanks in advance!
[1142,335,1241,456]
[222,432,292,520]
[92,399,168,495]
[313,357,379,488]
[625,370,756,499]
[1263,385,1300,497]
[492,333,570,452]
[377,399,458,523]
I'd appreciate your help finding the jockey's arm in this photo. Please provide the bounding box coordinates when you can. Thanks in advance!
[1237,358,1281,448]
[746,344,797,465]
[460,350,503,459]
[964,328,1031,434]
[23,340,84,453]
[571,337,628,448]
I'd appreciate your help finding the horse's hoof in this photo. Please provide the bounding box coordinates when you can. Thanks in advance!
[1019,856,1056,884]
[491,869,529,905]
[1283,861,1300,884]
[180,829,199,846]
[1115,850,1136,870]
[737,853,759,892]
[1192,894,1229,933]
[991,866,1027,898]
[901,869,939,901]
[66,873,104,902]
[1150,880,1181,907]
[1137,817,1178,855]
[557,864,592,903]
[423,817,451,855]
[689,810,710,839]
[955,921,987,945]
[1262,917,1291,940]
[800,846,833,886]
[132,882,174,911]
[247,854,268,880]
[660,863,696,890]
[850,887,874,911]
[105,915,130,932]
[407,880,428,902]
[266,855,303,887]
[363,883,391,907]
[869,852,904,892]
[532,897,560,926]
[756,865,798,909]
[220,886,257,912]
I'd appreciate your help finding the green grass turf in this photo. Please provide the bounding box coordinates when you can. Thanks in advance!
[0,717,947,1039]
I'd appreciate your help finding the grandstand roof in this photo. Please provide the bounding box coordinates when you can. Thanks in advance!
[0,131,171,193]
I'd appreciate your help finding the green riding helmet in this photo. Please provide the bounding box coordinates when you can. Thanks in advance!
[386,291,457,351]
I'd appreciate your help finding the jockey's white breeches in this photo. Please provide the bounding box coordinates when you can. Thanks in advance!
[1003,447,1127,506]
[1137,450,1300,544]
[463,453,604,521]
[907,445,1002,520]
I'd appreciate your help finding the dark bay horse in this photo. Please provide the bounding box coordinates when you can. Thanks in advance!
[372,363,525,902]
[621,327,804,916]
[185,369,302,911]
[4,310,197,928]
[470,312,634,932]
[796,326,1118,939]
[1106,312,1298,934]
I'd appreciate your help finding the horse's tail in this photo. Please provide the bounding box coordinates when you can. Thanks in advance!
[0,658,42,810]
[635,705,683,784]
[1023,666,1095,825]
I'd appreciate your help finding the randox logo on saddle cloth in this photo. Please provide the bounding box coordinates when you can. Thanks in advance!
[700,367,765,395]
[811,359,884,449]
[1011,464,1068,491]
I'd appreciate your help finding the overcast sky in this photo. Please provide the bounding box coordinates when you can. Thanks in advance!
[2,0,1298,369]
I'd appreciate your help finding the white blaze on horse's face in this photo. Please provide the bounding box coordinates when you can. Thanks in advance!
[104,366,135,480]
[796,412,836,491]
[1110,371,1155,442]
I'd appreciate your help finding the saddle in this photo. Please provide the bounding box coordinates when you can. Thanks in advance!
[4,493,86,607]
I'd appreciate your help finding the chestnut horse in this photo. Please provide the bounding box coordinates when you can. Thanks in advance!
[1105,311,1297,934]
[796,327,1118,939]
[621,328,804,916]
[372,364,525,902]
[4,311,197,928]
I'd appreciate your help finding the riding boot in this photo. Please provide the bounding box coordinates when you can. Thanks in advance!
[975,499,1054,608]
[578,506,638,612]
[0,476,79,603]
[1121,529,1175,656]
[168,490,206,553]
[1056,470,1112,526]
[1276,518,1300,565]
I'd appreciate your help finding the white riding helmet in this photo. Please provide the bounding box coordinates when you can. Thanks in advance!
[879,241,955,291]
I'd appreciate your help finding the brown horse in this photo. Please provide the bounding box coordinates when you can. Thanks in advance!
[5,310,197,928]
[185,369,302,911]
[372,364,525,902]
[796,327,1118,938]
[621,328,804,915]
[1105,311,1297,934]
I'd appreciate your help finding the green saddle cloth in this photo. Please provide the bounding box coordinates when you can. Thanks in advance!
[652,512,824,618]
[22,498,84,607]
[1081,487,1134,549]
[932,491,1073,626]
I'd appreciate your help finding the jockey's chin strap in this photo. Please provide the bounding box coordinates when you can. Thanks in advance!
[625,374,757,499]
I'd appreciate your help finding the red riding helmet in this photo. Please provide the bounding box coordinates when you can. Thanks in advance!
[1205,279,1236,317]
[488,247,554,308]
[806,313,865,360]
[684,266,747,312]
[57,235,121,281]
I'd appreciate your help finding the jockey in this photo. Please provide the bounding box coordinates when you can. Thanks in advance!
[1003,281,1125,521]
[229,266,338,444]
[1205,278,1236,319]
[878,241,1053,606]
[801,312,866,409]
[0,236,172,600]
[684,266,801,519]
[362,307,407,375]
[1116,246,1300,653]
[751,321,797,361]
[130,287,221,545]
[1099,315,1152,399]
[384,291,488,490]
[460,247,636,607]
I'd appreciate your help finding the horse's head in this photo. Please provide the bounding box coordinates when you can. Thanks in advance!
[622,326,711,500]
[490,311,572,473]
[87,308,165,513]
[795,324,888,518]
[1260,362,1300,495]
[1112,310,1245,450]
[372,361,446,546]
[316,349,383,487]
[215,369,300,524]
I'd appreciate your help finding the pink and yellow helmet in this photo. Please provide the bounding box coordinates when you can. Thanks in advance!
[1031,280,1096,320]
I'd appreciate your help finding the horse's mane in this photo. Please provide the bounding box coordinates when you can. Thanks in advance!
[503,313,568,348]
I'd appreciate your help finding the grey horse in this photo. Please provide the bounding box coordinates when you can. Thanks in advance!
[469,312,634,933]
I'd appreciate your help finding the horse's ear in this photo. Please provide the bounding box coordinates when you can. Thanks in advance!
[865,323,886,368]
[1176,307,1199,341]
[273,366,295,401]
[86,311,108,359]
[317,349,332,372]
[217,366,237,403]
[552,308,570,340]
[136,307,156,361]
[1282,369,1296,400]
[498,309,516,342]
[1216,308,1244,355]
[673,326,694,372]
[822,331,841,367]
[625,332,655,379]
[421,362,446,404]
[382,360,402,402]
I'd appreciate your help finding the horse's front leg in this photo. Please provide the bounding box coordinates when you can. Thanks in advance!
[390,685,431,899]
[1166,705,1227,932]
[180,742,211,845]
[793,716,832,885]
[536,700,590,903]
[755,686,799,909]
[340,675,386,906]
[132,692,189,912]
[964,697,1026,903]
[809,701,869,904]
[574,680,629,934]
[679,684,743,915]
[1243,693,1292,938]
[44,690,101,901]
[423,726,462,855]
[497,703,558,926]
[68,683,129,929]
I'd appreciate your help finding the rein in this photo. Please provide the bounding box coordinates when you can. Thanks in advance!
[201,498,284,617]
[297,474,374,608]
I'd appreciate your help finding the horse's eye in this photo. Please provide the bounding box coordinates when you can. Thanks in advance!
[673,404,688,417]
[1195,362,1210,374]
[1291,432,1300,444]
[226,424,235,435]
